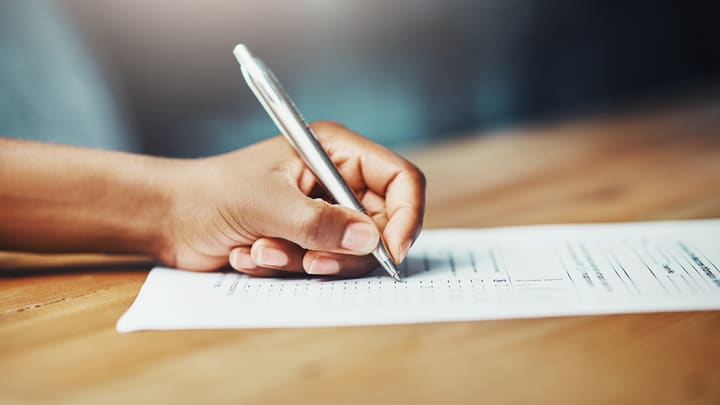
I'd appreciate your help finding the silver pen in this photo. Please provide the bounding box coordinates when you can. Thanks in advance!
[233,44,402,282]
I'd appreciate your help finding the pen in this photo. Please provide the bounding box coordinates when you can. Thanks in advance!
[233,44,402,282]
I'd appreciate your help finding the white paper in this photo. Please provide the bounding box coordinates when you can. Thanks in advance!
[117,220,720,332]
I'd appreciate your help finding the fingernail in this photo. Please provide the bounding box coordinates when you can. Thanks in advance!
[256,246,289,267]
[230,250,256,270]
[341,222,378,253]
[308,257,340,275]
[399,239,412,263]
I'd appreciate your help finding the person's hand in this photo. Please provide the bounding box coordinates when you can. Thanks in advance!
[162,121,425,277]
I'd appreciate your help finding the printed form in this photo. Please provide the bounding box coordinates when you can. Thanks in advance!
[117,220,720,332]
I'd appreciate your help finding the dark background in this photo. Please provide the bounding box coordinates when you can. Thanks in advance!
[3,1,720,156]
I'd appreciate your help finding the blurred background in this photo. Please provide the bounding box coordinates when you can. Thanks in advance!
[1,0,719,156]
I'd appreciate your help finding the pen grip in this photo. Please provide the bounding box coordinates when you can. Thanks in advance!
[284,121,365,212]
[236,51,365,213]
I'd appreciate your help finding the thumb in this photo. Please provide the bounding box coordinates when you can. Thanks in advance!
[266,193,380,255]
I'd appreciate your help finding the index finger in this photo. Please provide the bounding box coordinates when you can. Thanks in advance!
[313,122,426,262]
[375,159,426,263]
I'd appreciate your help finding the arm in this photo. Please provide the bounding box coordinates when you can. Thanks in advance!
[0,137,174,262]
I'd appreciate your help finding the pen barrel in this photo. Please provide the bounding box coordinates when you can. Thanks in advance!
[284,122,365,211]
[286,122,398,270]
[249,61,365,211]
[282,119,400,271]
[235,45,398,271]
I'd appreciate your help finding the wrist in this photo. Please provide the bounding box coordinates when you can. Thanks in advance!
[141,156,186,267]
[152,156,228,271]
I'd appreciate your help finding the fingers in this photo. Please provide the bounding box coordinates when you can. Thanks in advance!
[258,187,381,256]
[228,246,283,277]
[383,185,424,262]
[311,122,426,263]
[230,238,379,278]
[251,238,304,272]
[229,241,306,277]
[228,121,423,278]
[303,251,378,277]
[365,160,425,263]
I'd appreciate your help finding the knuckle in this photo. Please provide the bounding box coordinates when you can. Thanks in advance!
[297,200,331,248]
[417,168,427,189]
[310,120,345,131]
[309,121,351,144]
[403,161,427,188]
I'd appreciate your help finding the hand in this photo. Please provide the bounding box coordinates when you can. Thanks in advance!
[163,121,425,277]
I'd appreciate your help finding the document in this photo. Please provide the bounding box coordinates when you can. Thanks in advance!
[117,220,720,332]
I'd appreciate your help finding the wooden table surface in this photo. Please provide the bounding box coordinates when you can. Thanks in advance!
[2,101,719,404]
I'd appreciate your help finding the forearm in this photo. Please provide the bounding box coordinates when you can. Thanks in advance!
[0,138,175,260]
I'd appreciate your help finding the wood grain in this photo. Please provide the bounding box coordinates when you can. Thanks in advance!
[2,102,719,404]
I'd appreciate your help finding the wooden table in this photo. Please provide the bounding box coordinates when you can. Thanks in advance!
[2,101,720,404]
